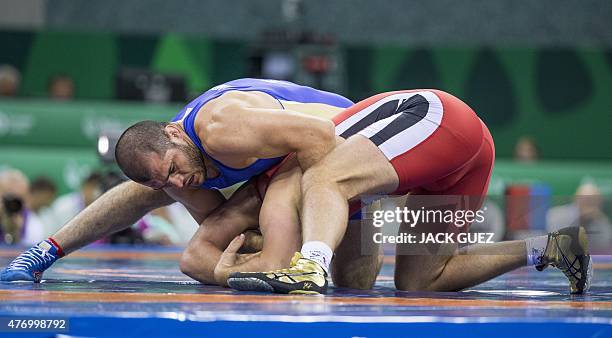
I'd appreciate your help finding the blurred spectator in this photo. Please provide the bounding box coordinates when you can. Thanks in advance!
[513,136,539,162]
[48,74,75,100]
[470,200,505,242]
[0,64,20,97]
[42,172,103,234]
[547,182,612,249]
[29,176,58,213]
[135,207,180,245]
[0,169,45,245]
[165,202,199,245]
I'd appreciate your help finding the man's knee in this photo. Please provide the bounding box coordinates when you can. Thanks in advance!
[179,248,199,278]
[394,255,453,292]
[394,272,430,291]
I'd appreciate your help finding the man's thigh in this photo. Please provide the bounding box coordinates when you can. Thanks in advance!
[394,153,494,291]
[306,134,399,199]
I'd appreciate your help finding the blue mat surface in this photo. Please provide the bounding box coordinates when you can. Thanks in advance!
[1,245,611,337]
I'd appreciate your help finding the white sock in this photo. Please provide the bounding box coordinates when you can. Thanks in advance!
[525,235,548,266]
[300,241,333,274]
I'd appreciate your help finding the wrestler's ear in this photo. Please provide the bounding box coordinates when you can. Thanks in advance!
[164,123,182,141]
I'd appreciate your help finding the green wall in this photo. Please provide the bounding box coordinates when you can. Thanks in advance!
[1,29,611,160]
[345,46,612,160]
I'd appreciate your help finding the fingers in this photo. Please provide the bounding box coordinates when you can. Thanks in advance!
[218,234,246,267]
[235,251,262,264]
[214,234,246,286]
[225,233,245,255]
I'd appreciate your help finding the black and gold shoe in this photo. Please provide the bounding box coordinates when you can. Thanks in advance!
[227,252,328,294]
[536,226,593,294]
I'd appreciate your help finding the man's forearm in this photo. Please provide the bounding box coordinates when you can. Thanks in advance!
[52,181,174,254]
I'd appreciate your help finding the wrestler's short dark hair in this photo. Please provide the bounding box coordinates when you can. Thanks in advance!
[115,120,171,183]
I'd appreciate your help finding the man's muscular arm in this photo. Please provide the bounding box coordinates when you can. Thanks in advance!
[213,160,303,285]
[180,182,262,284]
[201,91,336,170]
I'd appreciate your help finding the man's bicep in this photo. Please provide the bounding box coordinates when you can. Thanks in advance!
[197,182,262,248]
[209,104,334,160]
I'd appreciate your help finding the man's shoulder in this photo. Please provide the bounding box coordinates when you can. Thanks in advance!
[201,90,278,119]
[207,90,261,106]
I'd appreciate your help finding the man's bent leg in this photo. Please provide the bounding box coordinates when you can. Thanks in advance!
[392,133,527,292]
[300,135,399,264]
[228,135,398,294]
[394,150,590,294]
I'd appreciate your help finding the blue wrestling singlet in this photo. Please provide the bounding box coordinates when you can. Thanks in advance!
[171,78,354,190]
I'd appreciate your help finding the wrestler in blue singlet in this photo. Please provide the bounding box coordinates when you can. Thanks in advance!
[171,78,354,190]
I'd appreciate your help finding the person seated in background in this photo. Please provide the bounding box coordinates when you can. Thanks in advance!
[547,182,611,250]
[163,202,199,245]
[0,64,20,97]
[513,136,539,163]
[0,169,45,245]
[105,206,188,246]
[135,207,183,245]
[48,74,75,101]
[469,199,505,243]
[29,176,58,214]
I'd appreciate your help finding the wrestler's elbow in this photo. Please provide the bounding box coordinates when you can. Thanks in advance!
[295,119,335,169]
[314,119,336,146]
[178,248,197,277]
[179,247,215,284]
[306,119,336,155]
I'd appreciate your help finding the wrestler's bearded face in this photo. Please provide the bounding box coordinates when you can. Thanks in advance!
[144,140,206,190]
[167,140,206,187]
[173,141,205,174]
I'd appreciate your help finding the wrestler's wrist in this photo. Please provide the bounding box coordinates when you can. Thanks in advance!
[213,268,231,286]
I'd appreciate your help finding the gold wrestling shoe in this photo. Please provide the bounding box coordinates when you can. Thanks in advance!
[227,252,328,294]
[536,226,593,294]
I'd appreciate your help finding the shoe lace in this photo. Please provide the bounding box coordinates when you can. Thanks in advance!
[6,247,55,272]
[553,237,582,282]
